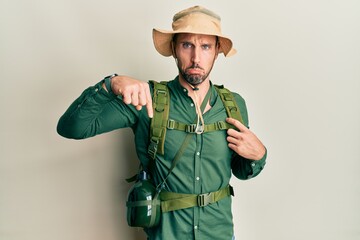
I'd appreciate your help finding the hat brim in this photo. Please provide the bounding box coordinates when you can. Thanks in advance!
[153,28,237,57]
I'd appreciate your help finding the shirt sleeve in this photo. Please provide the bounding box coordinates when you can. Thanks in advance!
[230,92,267,180]
[56,80,140,139]
[231,149,267,180]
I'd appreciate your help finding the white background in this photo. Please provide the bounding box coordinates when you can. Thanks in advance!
[1,0,359,239]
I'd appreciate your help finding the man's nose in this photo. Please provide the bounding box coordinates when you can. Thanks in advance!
[191,48,201,64]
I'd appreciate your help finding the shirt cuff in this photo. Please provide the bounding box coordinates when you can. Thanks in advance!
[247,148,267,179]
[91,80,118,104]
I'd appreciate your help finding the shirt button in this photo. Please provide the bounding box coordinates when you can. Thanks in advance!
[194,225,198,230]
[190,103,194,107]
[183,88,187,92]
[95,88,98,92]
[196,177,200,181]
[251,163,256,167]
[196,152,200,156]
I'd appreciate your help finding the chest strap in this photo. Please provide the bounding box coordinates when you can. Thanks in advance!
[167,119,234,133]
[160,185,234,213]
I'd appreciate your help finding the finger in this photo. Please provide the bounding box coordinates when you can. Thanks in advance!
[131,91,139,106]
[145,85,153,118]
[226,135,239,145]
[227,128,242,138]
[138,87,147,106]
[136,105,142,111]
[122,91,132,105]
[226,118,248,132]
[227,143,237,152]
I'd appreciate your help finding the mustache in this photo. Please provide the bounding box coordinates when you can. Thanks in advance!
[186,64,204,71]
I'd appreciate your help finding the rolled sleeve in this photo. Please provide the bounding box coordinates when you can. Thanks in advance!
[231,148,267,180]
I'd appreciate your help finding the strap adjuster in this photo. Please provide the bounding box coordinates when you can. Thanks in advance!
[197,193,214,207]
[167,119,175,129]
[148,137,159,160]
[186,124,196,133]
[217,121,226,130]
[186,124,204,134]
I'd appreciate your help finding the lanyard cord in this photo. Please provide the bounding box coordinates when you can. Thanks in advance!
[188,83,209,134]
[192,88,205,134]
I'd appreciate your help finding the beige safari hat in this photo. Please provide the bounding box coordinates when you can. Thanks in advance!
[153,6,236,57]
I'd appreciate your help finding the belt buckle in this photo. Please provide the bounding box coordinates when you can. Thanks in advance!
[197,193,212,207]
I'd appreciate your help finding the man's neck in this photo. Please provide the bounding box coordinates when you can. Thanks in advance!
[178,75,212,114]
[178,75,211,103]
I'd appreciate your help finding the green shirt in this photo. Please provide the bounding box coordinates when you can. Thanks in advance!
[57,76,266,240]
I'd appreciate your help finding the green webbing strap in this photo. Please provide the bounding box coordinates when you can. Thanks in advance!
[160,185,234,212]
[142,83,240,213]
[214,85,244,125]
[126,191,161,227]
[148,81,170,159]
[166,119,234,133]
[148,83,244,160]
[163,85,244,134]
[126,194,161,208]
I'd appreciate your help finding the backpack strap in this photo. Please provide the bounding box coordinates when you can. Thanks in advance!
[147,82,244,161]
[214,85,244,125]
[148,81,170,159]
[166,119,232,133]
[160,184,234,212]
[164,85,244,133]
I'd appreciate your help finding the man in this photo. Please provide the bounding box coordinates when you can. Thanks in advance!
[57,5,266,240]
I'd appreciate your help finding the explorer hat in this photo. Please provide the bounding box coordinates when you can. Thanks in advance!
[153,6,236,57]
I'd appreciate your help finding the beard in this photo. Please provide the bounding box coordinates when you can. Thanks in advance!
[178,63,213,87]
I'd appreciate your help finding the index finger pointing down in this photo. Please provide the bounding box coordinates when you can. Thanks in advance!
[145,86,153,118]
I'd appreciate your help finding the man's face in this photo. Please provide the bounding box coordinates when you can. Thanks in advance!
[173,33,219,86]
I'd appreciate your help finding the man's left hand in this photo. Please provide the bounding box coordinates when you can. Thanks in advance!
[226,118,266,160]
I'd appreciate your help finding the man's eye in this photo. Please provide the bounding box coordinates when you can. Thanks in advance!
[202,44,211,50]
[182,42,192,49]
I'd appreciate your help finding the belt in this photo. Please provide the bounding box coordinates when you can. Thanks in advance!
[160,185,234,213]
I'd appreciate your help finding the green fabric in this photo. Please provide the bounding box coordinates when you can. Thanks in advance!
[214,85,244,126]
[57,76,266,240]
[160,185,233,212]
[149,81,170,158]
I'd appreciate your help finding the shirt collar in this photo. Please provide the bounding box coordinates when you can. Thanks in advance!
[168,76,218,106]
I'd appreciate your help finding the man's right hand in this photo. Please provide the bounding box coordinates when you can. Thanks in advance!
[102,75,153,118]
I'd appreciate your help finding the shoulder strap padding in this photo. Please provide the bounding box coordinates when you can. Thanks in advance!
[148,81,170,159]
[214,85,244,125]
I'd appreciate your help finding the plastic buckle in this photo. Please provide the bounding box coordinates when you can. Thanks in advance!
[217,121,226,130]
[186,124,204,134]
[197,193,213,207]
[186,124,196,133]
[148,138,159,160]
[167,119,175,129]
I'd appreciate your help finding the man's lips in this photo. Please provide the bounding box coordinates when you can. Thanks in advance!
[186,68,203,75]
